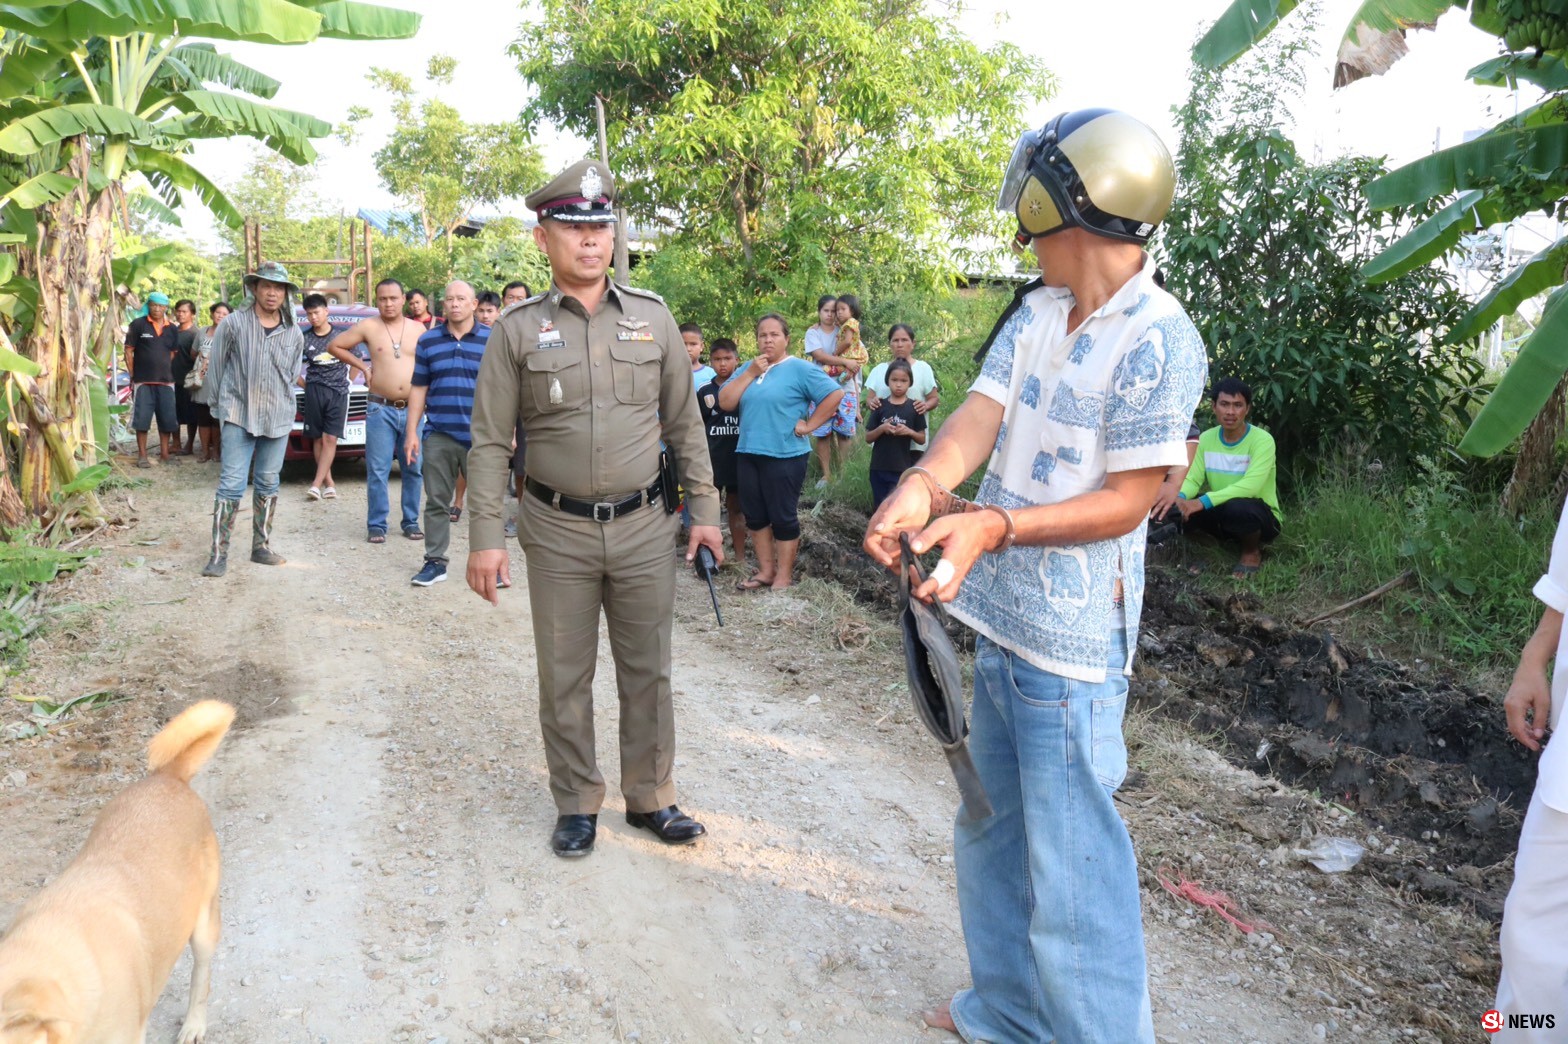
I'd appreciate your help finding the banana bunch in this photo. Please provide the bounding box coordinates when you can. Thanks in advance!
[1486,0,1568,54]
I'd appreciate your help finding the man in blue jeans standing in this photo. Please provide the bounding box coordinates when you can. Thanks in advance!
[201,262,306,577]
[329,278,425,543]
[864,109,1207,1042]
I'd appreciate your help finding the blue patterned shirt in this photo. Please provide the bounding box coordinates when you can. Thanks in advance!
[949,255,1209,682]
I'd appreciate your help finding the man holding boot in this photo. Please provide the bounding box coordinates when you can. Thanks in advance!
[200,261,304,577]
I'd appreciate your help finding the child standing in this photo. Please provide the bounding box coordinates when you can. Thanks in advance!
[864,358,927,509]
[682,322,716,390]
[805,293,867,486]
[697,339,747,562]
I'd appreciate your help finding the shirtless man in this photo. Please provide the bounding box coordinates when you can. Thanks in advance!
[328,278,425,543]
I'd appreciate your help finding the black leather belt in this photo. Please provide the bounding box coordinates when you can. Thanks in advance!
[526,476,663,523]
[369,394,408,408]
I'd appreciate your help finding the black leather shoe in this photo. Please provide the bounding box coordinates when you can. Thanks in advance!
[550,814,597,858]
[625,805,706,845]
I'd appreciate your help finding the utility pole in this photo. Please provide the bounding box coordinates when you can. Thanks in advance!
[595,94,631,286]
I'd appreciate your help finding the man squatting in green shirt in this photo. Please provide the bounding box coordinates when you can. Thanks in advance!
[1157,376,1282,577]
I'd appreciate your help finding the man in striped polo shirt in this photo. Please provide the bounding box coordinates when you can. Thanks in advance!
[405,281,490,586]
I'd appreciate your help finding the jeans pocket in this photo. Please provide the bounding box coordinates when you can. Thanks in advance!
[1004,652,1070,708]
[1091,691,1129,791]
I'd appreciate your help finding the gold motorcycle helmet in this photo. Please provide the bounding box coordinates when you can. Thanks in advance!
[998,108,1176,245]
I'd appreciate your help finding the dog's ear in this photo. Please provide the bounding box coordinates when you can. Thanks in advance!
[1,978,73,1044]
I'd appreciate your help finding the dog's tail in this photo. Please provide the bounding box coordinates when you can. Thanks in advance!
[147,700,236,783]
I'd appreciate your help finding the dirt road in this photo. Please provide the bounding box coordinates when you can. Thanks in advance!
[0,463,1477,1042]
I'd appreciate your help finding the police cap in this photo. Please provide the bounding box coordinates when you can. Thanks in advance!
[526,160,617,224]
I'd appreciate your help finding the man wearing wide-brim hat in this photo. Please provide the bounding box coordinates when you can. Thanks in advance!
[464,159,724,858]
[200,260,304,578]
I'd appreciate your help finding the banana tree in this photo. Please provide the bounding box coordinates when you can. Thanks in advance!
[0,0,420,518]
[1194,0,1568,472]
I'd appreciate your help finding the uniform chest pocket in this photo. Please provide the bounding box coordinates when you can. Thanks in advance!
[608,341,662,405]
[524,350,588,413]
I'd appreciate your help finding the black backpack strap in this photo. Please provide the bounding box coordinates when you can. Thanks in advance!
[971,276,1044,365]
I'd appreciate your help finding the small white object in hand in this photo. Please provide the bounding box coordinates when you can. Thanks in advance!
[931,558,956,588]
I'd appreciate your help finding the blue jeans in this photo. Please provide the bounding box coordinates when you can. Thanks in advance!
[217,423,287,501]
[364,402,423,535]
[950,629,1153,1044]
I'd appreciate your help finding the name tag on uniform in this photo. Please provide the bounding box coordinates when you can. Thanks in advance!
[616,331,656,341]
[536,331,565,348]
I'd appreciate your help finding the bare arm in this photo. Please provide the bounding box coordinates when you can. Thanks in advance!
[717,359,765,411]
[328,324,374,379]
[793,389,845,435]
[1507,607,1562,751]
[403,385,427,463]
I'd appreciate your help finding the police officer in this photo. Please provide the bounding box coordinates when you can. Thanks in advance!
[465,160,723,858]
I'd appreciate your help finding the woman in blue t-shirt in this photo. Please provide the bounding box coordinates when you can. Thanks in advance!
[718,313,844,591]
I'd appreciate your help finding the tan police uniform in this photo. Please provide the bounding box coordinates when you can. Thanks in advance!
[467,161,718,817]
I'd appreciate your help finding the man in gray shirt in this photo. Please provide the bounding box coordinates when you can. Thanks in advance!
[201,262,305,577]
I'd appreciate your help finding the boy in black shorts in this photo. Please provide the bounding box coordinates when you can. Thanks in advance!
[697,338,746,563]
[299,293,349,500]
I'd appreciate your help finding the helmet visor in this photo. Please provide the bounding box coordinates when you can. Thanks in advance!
[1016,177,1065,238]
[996,128,1043,214]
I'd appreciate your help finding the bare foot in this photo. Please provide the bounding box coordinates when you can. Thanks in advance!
[769,579,793,591]
[921,1000,958,1034]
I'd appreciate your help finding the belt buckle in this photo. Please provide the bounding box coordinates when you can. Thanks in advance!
[592,501,615,524]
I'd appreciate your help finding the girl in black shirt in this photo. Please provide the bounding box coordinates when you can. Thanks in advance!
[864,358,927,508]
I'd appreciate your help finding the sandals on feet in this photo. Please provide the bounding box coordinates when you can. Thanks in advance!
[449,507,462,523]
[307,486,322,501]
[323,487,338,500]
[403,527,424,541]
[367,530,387,544]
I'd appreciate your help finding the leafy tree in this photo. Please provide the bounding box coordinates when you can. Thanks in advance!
[0,0,420,518]
[512,0,1053,332]
[343,56,546,248]
[1193,0,1568,483]
[1162,12,1483,470]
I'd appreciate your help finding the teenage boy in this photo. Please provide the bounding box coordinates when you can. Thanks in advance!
[299,293,349,501]
[1171,377,1282,577]
[476,291,502,327]
[125,290,180,467]
[682,322,715,390]
[697,338,746,562]
[406,288,437,330]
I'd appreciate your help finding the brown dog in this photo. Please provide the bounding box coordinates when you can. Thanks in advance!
[0,699,235,1043]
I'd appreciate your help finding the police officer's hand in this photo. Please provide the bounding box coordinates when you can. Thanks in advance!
[687,525,723,569]
[466,549,511,606]
[864,476,933,570]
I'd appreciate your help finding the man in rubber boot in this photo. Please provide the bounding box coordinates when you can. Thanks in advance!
[463,160,724,859]
[201,262,305,577]
[863,109,1208,1043]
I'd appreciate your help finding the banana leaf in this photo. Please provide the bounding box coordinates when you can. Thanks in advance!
[166,44,281,98]
[1366,122,1568,209]
[132,149,242,228]
[298,0,421,39]
[1194,0,1303,70]
[1469,52,1568,92]
[0,0,322,46]
[86,364,110,464]
[1448,235,1568,343]
[0,171,75,209]
[0,103,158,155]
[1461,285,1568,455]
[1360,188,1488,282]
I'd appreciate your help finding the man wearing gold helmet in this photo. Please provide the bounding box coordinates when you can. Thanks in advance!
[865,108,1209,1043]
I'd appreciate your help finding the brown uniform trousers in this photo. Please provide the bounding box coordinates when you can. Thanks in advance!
[467,280,718,816]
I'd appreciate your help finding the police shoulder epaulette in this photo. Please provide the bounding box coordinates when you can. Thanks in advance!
[500,292,549,319]
[619,285,665,305]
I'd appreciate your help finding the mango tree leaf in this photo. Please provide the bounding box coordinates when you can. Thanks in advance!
[1448,235,1568,343]
[1360,188,1488,282]
[1461,285,1568,455]
[1469,52,1568,91]
[166,44,281,99]
[0,0,322,45]
[1365,122,1568,209]
[0,103,158,155]
[294,0,421,39]
[1193,0,1302,69]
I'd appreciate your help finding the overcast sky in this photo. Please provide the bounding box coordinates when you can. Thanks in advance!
[176,0,1521,250]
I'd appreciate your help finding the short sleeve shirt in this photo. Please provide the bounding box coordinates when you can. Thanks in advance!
[126,316,177,384]
[865,359,938,401]
[302,328,350,391]
[731,357,841,458]
[949,255,1209,683]
[867,399,926,472]
[412,323,490,445]
[1530,498,1568,812]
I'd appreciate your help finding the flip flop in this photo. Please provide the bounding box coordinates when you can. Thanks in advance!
[135,459,152,469]
[367,530,387,544]
[449,507,462,523]
[323,487,337,500]
[735,576,770,592]
[403,527,424,540]
[307,486,322,501]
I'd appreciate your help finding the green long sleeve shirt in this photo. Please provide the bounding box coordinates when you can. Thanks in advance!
[1178,423,1282,522]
